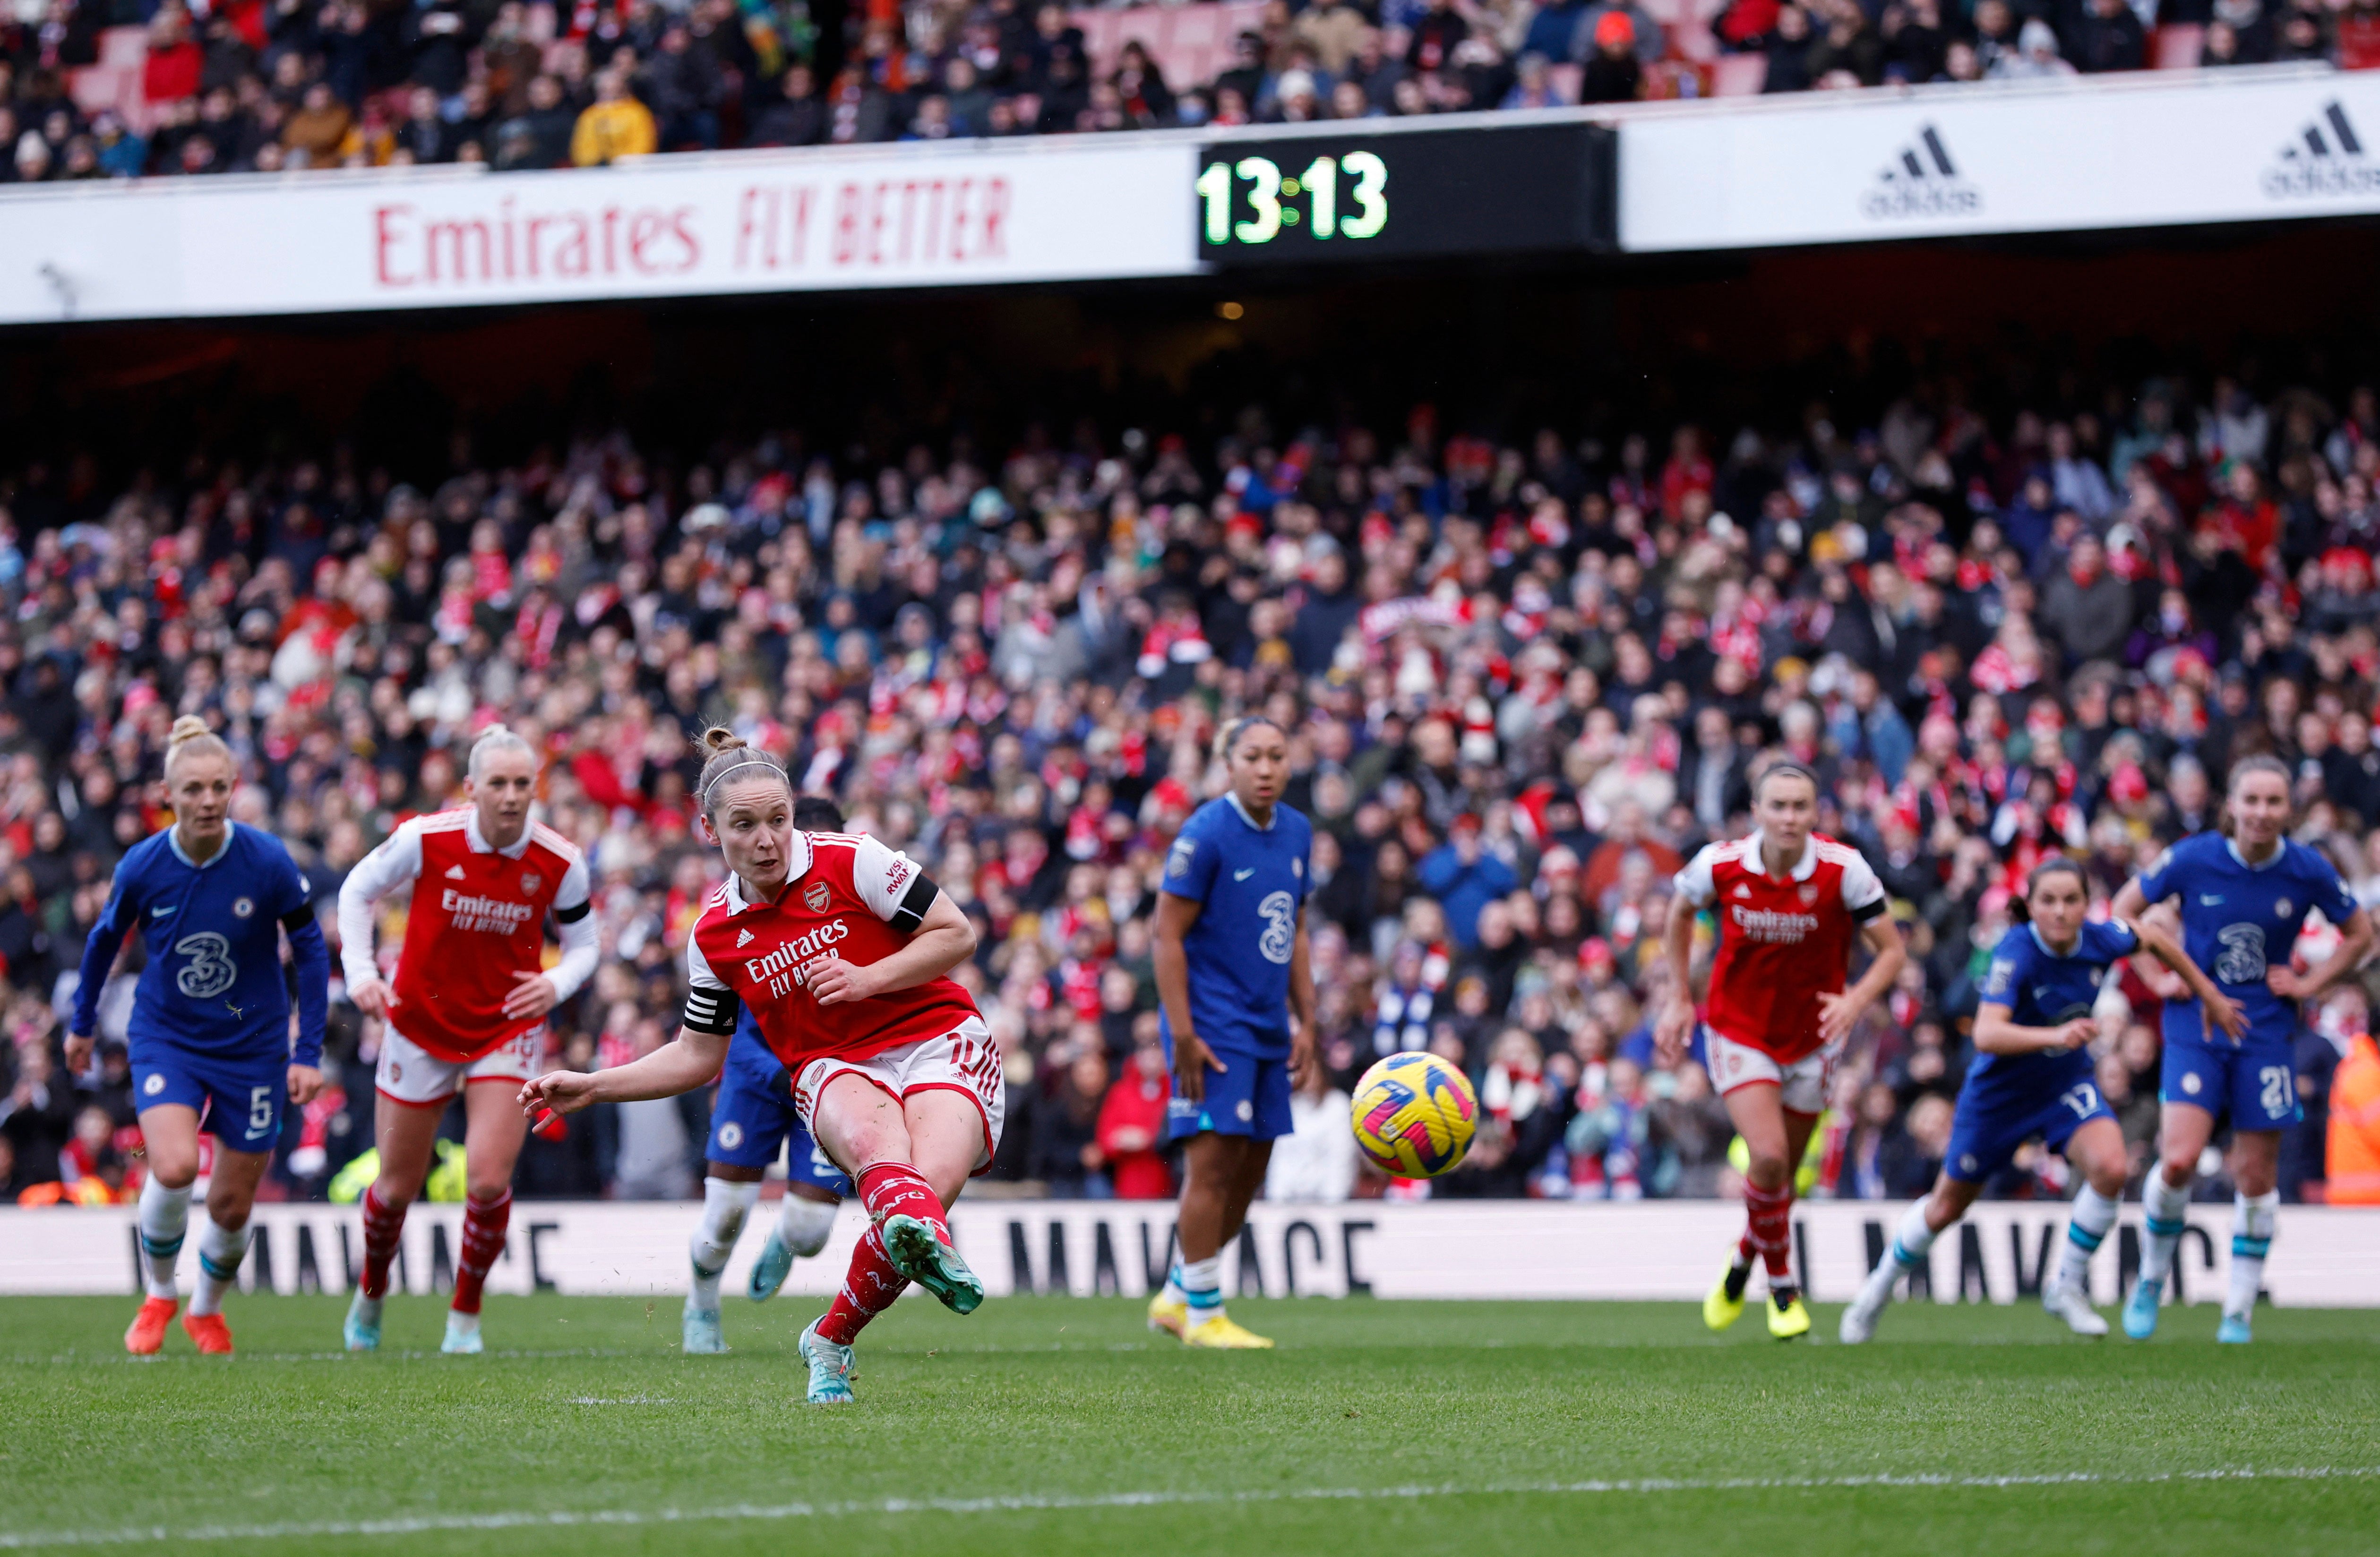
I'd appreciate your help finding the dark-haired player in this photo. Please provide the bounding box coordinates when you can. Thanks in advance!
[1657,763,1904,1339]
[1145,715,1317,1351]
[1841,856,2237,1343]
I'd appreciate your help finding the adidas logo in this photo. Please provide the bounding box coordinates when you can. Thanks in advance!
[1733,883,1753,898]
[2263,100,2380,198]
[445,864,468,880]
[1861,124,1980,220]
[736,928,755,946]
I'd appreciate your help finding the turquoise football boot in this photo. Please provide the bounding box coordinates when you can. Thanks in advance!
[2122,1275,2163,1340]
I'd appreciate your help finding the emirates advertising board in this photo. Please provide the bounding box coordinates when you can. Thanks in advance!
[1619,65,2380,251]
[0,136,1200,324]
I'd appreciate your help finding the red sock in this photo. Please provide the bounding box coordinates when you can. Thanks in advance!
[817,1226,907,1345]
[451,1189,511,1316]
[361,1184,408,1301]
[1744,1179,1796,1286]
[854,1160,948,1243]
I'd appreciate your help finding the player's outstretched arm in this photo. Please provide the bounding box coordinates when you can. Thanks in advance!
[66,867,139,1069]
[809,890,977,1006]
[2133,918,2244,1041]
[1973,1001,2097,1055]
[2108,874,2156,925]
[521,1024,729,1117]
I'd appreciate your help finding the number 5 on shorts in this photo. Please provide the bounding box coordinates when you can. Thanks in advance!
[249,1085,274,1133]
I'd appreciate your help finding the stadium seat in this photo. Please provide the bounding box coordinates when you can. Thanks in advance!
[1712,52,1768,94]
[68,26,152,134]
[1548,62,1584,103]
[2153,24,2205,67]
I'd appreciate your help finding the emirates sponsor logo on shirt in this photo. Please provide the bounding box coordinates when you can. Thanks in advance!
[1730,904,1821,943]
[750,917,850,997]
[442,888,539,934]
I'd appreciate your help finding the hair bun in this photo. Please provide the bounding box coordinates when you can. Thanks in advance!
[167,715,213,749]
[701,726,747,756]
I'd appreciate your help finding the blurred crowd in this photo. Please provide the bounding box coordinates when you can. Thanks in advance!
[3,0,2375,182]
[2,354,2379,1212]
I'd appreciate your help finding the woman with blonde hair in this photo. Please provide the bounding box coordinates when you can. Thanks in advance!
[66,717,330,1356]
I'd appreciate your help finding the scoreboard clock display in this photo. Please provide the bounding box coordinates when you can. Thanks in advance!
[1194,122,1615,265]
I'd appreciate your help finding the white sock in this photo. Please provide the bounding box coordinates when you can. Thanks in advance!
[688,1177,759,1311]
[2140,1162,2192,1286]
[1180,1254,1224,1319]
[137,1176,192,1300]
[779,1193,840,1258]
[188,1218,251,1317]
[1890,1199,1939,1266]
[2226,1190,2277,1321]
[2054,1185,2122,1297]
[1159,1263,1186,1306]
[1860,1200,1939,1309]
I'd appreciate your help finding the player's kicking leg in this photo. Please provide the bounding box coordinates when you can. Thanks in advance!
[801,1077,988,1404]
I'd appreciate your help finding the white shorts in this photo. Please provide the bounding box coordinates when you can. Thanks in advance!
[1705,1030,1833,1116]
[377,1025,543,1107]
[792,1016,1006,1177]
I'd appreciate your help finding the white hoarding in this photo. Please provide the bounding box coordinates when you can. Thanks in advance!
[5,1199,2376,1306]
[0,137,1198,325]
[1622,66,2380,251]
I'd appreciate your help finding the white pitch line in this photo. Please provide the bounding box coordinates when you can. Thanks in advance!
[0,1466,2371,1548]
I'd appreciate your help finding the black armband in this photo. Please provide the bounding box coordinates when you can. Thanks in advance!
[279,906,316,934]
[1850,896,1888,924]
[555,899,592,924]
[682,983,742,1036]
[888,872,941,934]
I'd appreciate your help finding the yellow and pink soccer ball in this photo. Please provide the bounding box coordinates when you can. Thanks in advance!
[1350,1052,1478,1178]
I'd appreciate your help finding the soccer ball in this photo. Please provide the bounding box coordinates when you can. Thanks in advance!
[1350,1052,1478,1178]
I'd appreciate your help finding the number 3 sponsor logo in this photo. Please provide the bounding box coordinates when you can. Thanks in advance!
[1257,890,1296,965]
[175,932,238,1000]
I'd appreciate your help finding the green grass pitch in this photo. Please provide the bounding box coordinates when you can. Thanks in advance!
[3,1294,2377,1555]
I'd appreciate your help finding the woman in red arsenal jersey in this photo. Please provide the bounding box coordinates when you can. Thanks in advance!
[523,729,999,1406]
[335,726,599,1356]
[1655,763,1905,1339]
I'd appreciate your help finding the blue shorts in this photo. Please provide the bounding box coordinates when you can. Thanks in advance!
[1944,1072,2113,1185]
[2160,1004,2300,1132]
[705,1035,851,1195]
[1163,1046,1293,1143]
[130,1043,285,1155]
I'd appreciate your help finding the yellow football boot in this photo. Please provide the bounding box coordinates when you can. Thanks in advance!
[1703,1265,1748,1332]
[1181,1312,1274,1349]
[1767,1289,1812,1340]
[1147,1292,1188,1339]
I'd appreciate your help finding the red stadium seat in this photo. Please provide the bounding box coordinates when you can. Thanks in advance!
[1712,52,1769,94]
[2153,24,2205,67]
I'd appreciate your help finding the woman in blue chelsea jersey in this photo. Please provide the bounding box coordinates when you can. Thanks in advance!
[1841,857,2238,1343]
[65,718,330,1357]
[2111,755,2373,1343]
[1146,716,1317,1350]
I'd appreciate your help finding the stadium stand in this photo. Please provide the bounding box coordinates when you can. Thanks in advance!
[2,319,2376,1210]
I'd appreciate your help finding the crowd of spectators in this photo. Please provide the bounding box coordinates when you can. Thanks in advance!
[1,352,2378,1214]
[3,0,2377,183]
